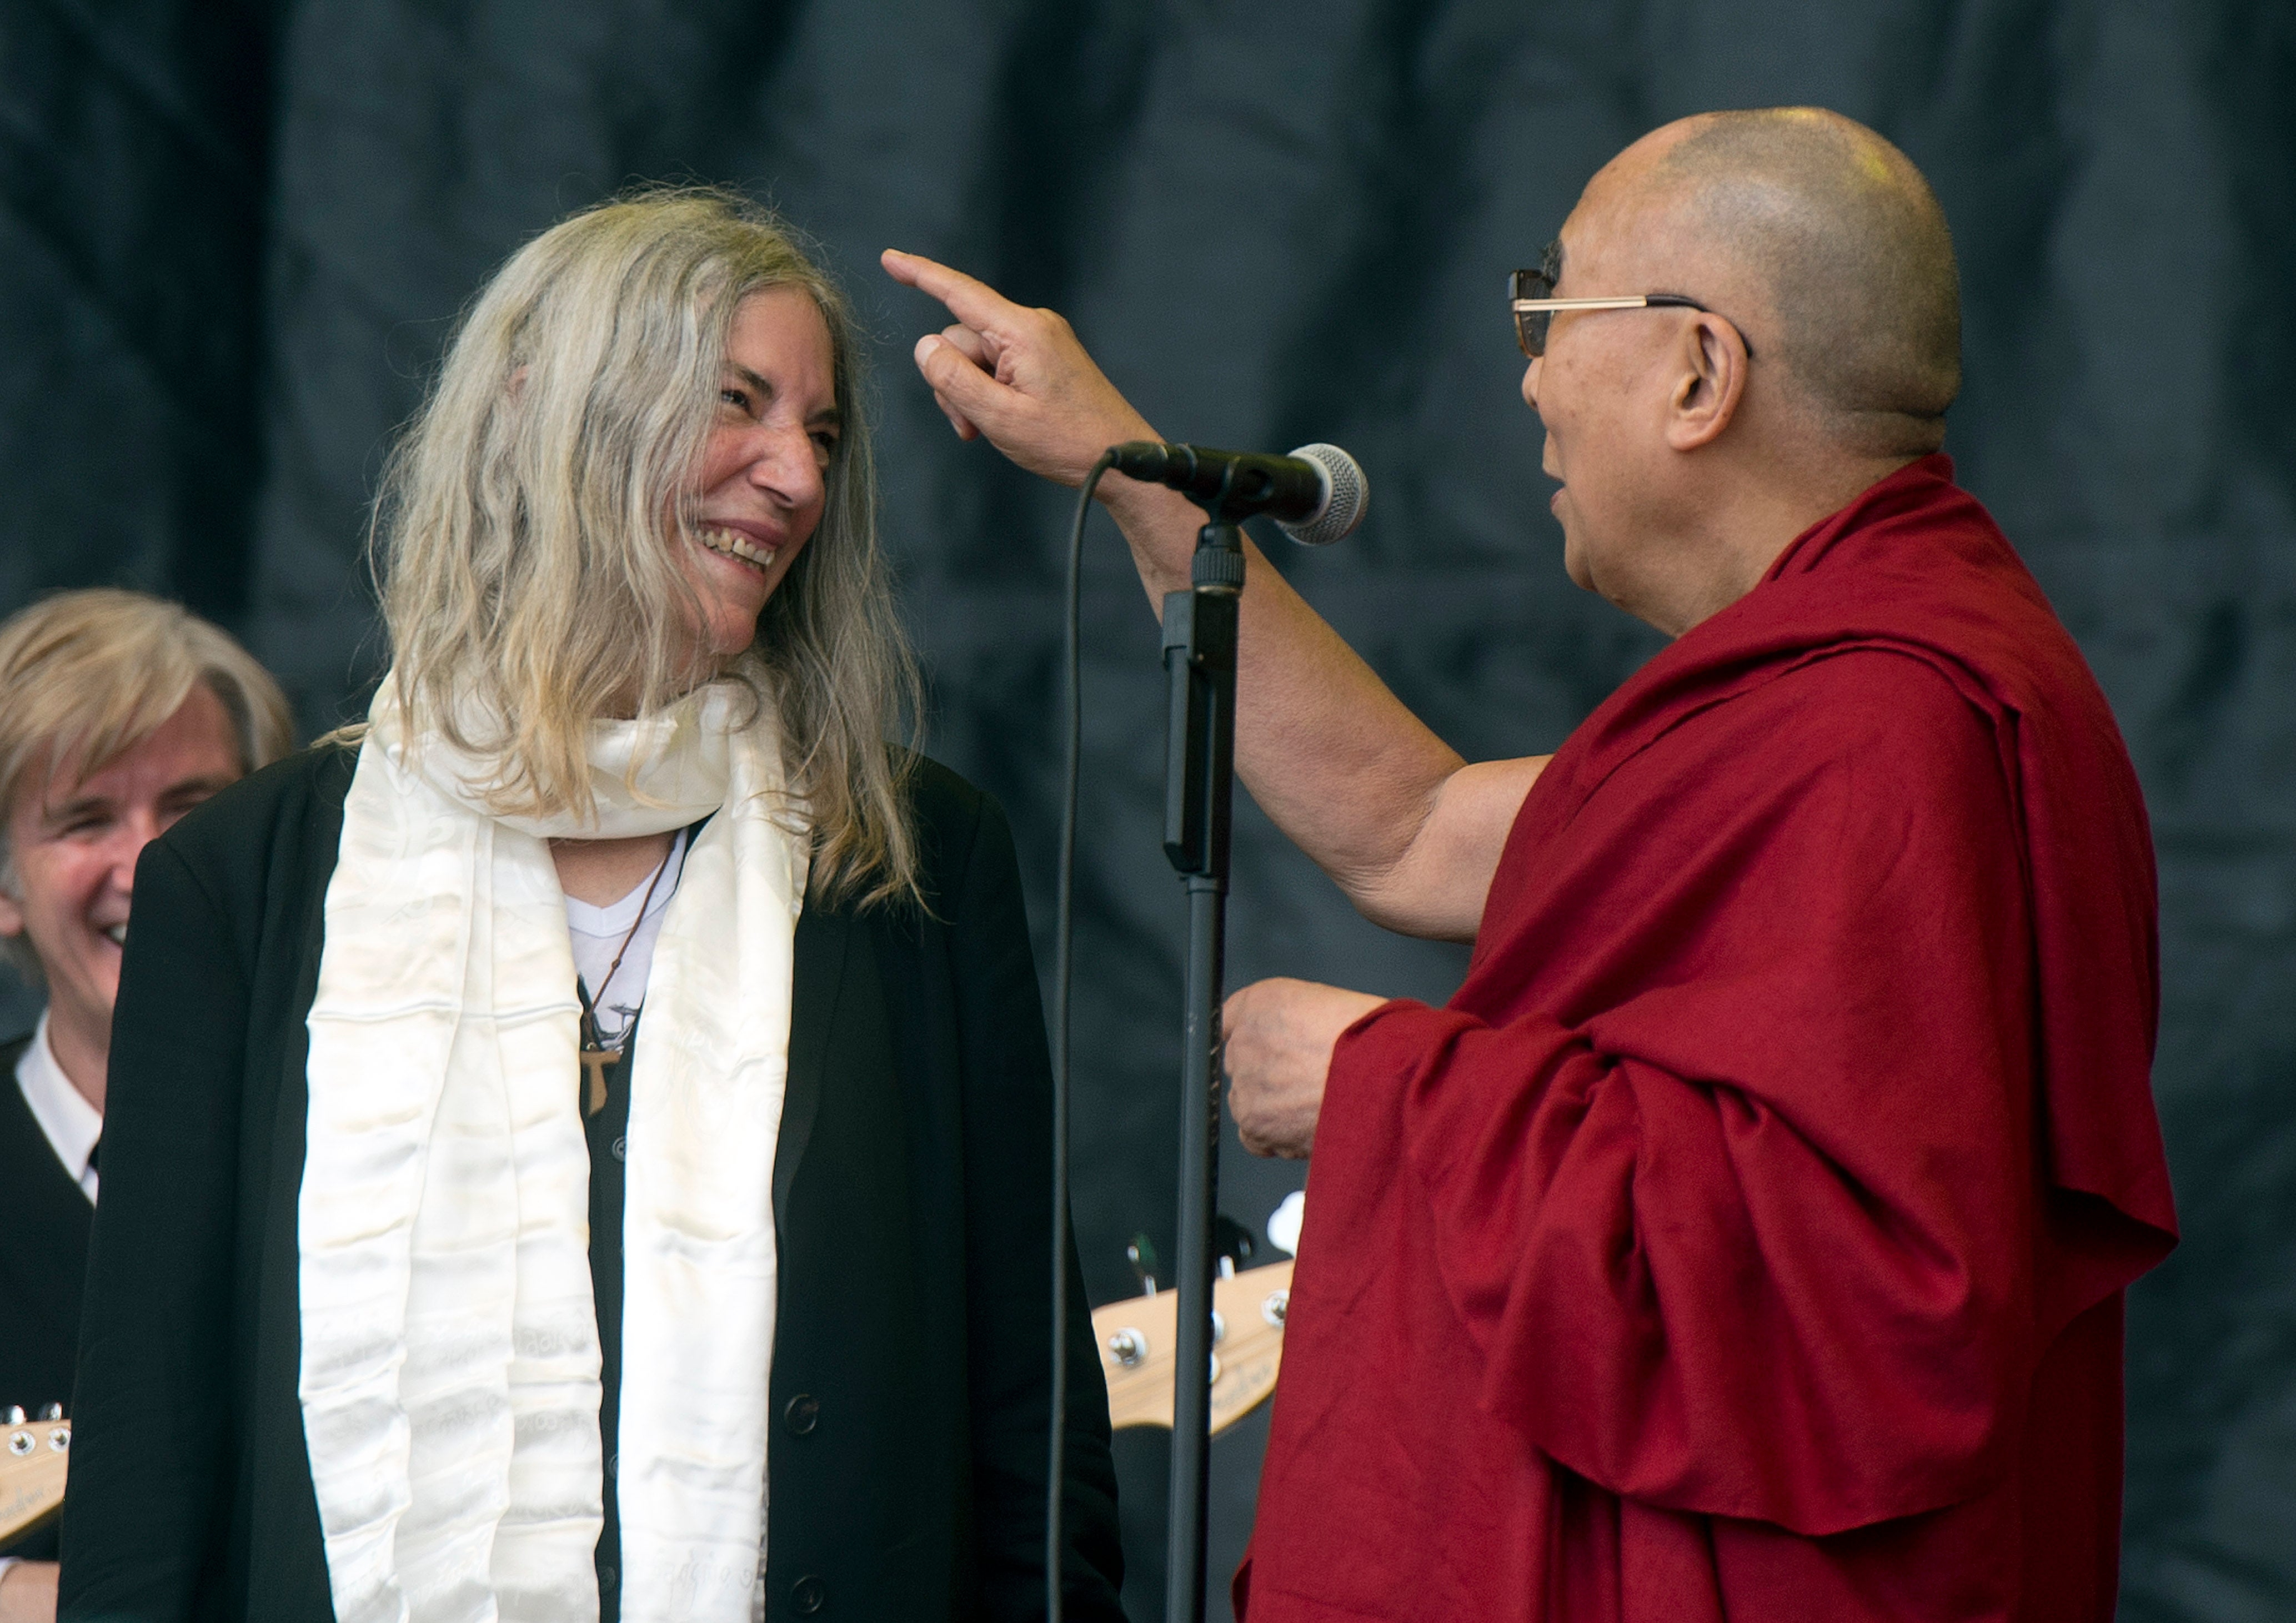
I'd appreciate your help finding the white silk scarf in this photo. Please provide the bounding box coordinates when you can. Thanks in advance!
[298,679,806,1623]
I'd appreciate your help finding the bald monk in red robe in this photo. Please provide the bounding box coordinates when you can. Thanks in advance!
[884,104,2177,1621]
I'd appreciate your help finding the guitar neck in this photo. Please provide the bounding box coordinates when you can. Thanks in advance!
[1,1411,70,1544]
[1095,1259,1295,1434]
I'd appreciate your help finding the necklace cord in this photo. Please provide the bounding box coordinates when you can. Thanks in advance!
[574,835,676,1049]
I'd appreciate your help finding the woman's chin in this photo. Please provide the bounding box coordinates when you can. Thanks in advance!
[702,617,763,665]
[693,589,769,657]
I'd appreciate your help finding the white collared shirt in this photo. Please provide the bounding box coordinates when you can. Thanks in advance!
[15,1009,100,1204]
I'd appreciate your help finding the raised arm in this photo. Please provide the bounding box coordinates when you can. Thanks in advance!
[882,250,1543,942]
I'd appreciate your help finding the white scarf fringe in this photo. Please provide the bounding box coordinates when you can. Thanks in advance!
[299,681,804,1622]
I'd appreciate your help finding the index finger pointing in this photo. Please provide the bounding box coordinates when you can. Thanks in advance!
[881,248,1029,334]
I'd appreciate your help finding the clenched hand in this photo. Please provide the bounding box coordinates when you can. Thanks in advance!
[1222,978,1387,1158]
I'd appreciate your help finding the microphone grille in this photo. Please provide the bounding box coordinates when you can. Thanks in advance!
[1277,443,1368,546]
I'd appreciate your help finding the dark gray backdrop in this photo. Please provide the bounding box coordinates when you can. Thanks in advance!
[3,2,2290,1617]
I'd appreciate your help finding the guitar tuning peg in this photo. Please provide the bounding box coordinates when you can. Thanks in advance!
[1126,1234,1161,1297]
[1266,1190,1304,1258]
[41,1404,62,1420]
[1213,1213,1259,1274]
[3,1407,22,1425]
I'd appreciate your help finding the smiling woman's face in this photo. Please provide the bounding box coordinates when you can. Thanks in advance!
[672,285,842,670]
[0,681,243,1059]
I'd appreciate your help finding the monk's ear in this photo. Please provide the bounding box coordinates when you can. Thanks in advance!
[1665,314,1748,450]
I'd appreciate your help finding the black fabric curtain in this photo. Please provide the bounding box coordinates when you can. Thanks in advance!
[2,2,2290,1616]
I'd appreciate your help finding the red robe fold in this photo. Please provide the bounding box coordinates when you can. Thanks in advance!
[1239,457,2177,1623]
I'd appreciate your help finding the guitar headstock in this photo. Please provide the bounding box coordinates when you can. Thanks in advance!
[1092,1259,1295,1435]
[1,1405,70,1545]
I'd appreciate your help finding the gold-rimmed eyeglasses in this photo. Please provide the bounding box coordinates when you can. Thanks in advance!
[1510,245,1755,361]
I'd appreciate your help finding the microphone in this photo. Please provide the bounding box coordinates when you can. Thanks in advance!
[1109,441,1369,546]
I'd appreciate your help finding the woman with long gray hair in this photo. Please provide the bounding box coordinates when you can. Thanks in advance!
[59,189,1124,1623]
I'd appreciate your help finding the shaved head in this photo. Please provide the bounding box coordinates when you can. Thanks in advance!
[1636,108,1961,455]
[1528,107,1969,631]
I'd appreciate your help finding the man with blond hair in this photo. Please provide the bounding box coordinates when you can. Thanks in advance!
[890,105,2175,1620]
[0,589,292,1619]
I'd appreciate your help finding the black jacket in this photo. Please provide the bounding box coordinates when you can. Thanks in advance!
[1,1026,91,1562]
[58,745,1123,1621]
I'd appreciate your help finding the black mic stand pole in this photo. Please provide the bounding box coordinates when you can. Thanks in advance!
[1159,481,1247,1623]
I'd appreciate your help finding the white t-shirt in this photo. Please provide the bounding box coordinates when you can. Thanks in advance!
[14,1009,99,1204]
[564,828,689,1046]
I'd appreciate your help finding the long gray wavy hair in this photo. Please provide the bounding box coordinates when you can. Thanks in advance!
[371,185,919,906]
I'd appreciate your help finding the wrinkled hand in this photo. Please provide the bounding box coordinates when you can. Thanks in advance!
[1222,978,1386,1159]
[0,1559,58,1623]
[880,249,1156,487]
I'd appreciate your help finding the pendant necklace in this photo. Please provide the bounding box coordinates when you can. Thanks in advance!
[575,842,673,1118]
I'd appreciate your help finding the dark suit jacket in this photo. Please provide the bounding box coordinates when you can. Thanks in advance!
[1,1027,91,1562]
[58,745,1124,1621]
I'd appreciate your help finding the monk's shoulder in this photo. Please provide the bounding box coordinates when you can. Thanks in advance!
[1734,646,2004,797]
[1769,643,1979,717]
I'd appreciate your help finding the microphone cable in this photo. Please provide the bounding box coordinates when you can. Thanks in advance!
[1049,448,1116,1623]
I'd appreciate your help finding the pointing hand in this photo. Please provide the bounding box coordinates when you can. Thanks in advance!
[881,249,1159,488]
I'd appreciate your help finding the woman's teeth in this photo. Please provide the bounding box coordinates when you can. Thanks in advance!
[102,923,127,947]
[699,526,776,571]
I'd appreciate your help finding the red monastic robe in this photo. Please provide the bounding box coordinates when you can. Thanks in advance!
[1238,457,2177,1622]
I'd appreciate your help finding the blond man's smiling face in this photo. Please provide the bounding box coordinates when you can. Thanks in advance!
[0,681,244,1077]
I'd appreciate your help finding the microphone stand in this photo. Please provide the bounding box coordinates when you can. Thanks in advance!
[1159,485,1248,1623]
